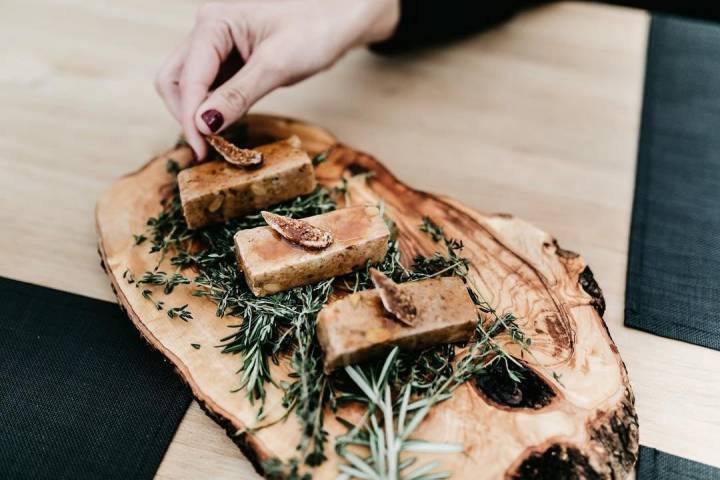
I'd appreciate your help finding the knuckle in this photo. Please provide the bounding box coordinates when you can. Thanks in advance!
[204,20,230,42]
[178,80,206,103]
[194,19,232,52]
[218,85,250,114]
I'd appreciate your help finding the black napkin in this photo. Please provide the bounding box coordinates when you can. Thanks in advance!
[0,277,192,479]
[637,446,720,480]
[625,14,720,350]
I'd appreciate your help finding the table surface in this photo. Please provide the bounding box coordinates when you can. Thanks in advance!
[2,1,719,477]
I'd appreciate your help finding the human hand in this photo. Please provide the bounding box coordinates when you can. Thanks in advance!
[155,0,399,159]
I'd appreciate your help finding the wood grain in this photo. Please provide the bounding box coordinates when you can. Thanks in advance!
[96,114,638,478]
[2,1,720,477]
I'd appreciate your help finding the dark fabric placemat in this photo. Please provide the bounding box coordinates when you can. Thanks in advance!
[625,14,720,350]
[638,446,720,480]
[0,277,192,479]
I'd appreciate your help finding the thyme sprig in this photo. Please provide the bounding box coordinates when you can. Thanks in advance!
[167,304,193,321]
[137,271,190,294]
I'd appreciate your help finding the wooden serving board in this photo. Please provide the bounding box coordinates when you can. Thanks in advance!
[96,114,638,479]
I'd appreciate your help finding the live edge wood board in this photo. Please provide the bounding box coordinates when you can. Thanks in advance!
[96,114,639,479]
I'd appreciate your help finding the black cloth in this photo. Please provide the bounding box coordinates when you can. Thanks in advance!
[372,1,720,53]
[625,14,720,350]
[637,446,720,479]
[0,277,192,479]
[371,0,543,54]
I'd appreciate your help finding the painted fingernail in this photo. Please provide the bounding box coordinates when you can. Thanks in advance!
[201,109,224,132]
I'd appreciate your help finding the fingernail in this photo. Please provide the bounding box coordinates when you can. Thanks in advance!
[201,109,224,133]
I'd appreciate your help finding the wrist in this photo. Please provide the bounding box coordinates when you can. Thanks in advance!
[359,0,400,45]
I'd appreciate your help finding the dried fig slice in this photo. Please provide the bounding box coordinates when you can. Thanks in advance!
[369,268,418,326]
[261,211,334,250]
[206,134,263,167]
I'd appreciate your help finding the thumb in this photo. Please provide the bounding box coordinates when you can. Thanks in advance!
[195,56,281,135]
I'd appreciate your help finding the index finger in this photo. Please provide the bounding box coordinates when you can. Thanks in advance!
[179,21,235,159]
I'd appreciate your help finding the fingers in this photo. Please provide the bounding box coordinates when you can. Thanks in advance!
[155,37,191,122]
[194,47,284,136]
[179,20,235,159]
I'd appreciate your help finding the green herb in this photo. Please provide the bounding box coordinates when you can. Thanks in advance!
[141,289,164,310]
[262,458,311,480]
[137,271,190,295]
[311,150,328,166]
[191,343,201,350]
[168,304,193,321]
[336,347,463,480]
[420,215,445,242]
[334,310,542,480]
[140,178,339,462]
[166,158,180,175]
[280,278,334,465]
[122,268,135,284]
[139,171,338,463]
[133,234,147,245]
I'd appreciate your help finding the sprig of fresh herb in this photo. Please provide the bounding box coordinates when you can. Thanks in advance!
[141,289,164,310]
[262,458,311,480]
[420,215,445,242]
[334,309,547,480]
[280,277,335,465]
[137,271,190,294]
[336,348,463,480]
[168,304,193,321]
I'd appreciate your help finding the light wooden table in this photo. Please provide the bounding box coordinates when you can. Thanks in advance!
[2,1,719,477]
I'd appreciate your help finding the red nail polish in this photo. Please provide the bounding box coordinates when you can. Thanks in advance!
[201,109,224,133]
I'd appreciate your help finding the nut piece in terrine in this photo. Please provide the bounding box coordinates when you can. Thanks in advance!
[316,276,477,372]
[234,205,389,296]
[178,137,316,229]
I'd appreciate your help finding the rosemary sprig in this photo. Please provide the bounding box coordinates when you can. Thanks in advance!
[334,309,545,480]
[336,348,463,480]
[280,278,335,466]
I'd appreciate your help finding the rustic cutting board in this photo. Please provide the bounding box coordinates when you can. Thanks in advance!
[96,114,638,479]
